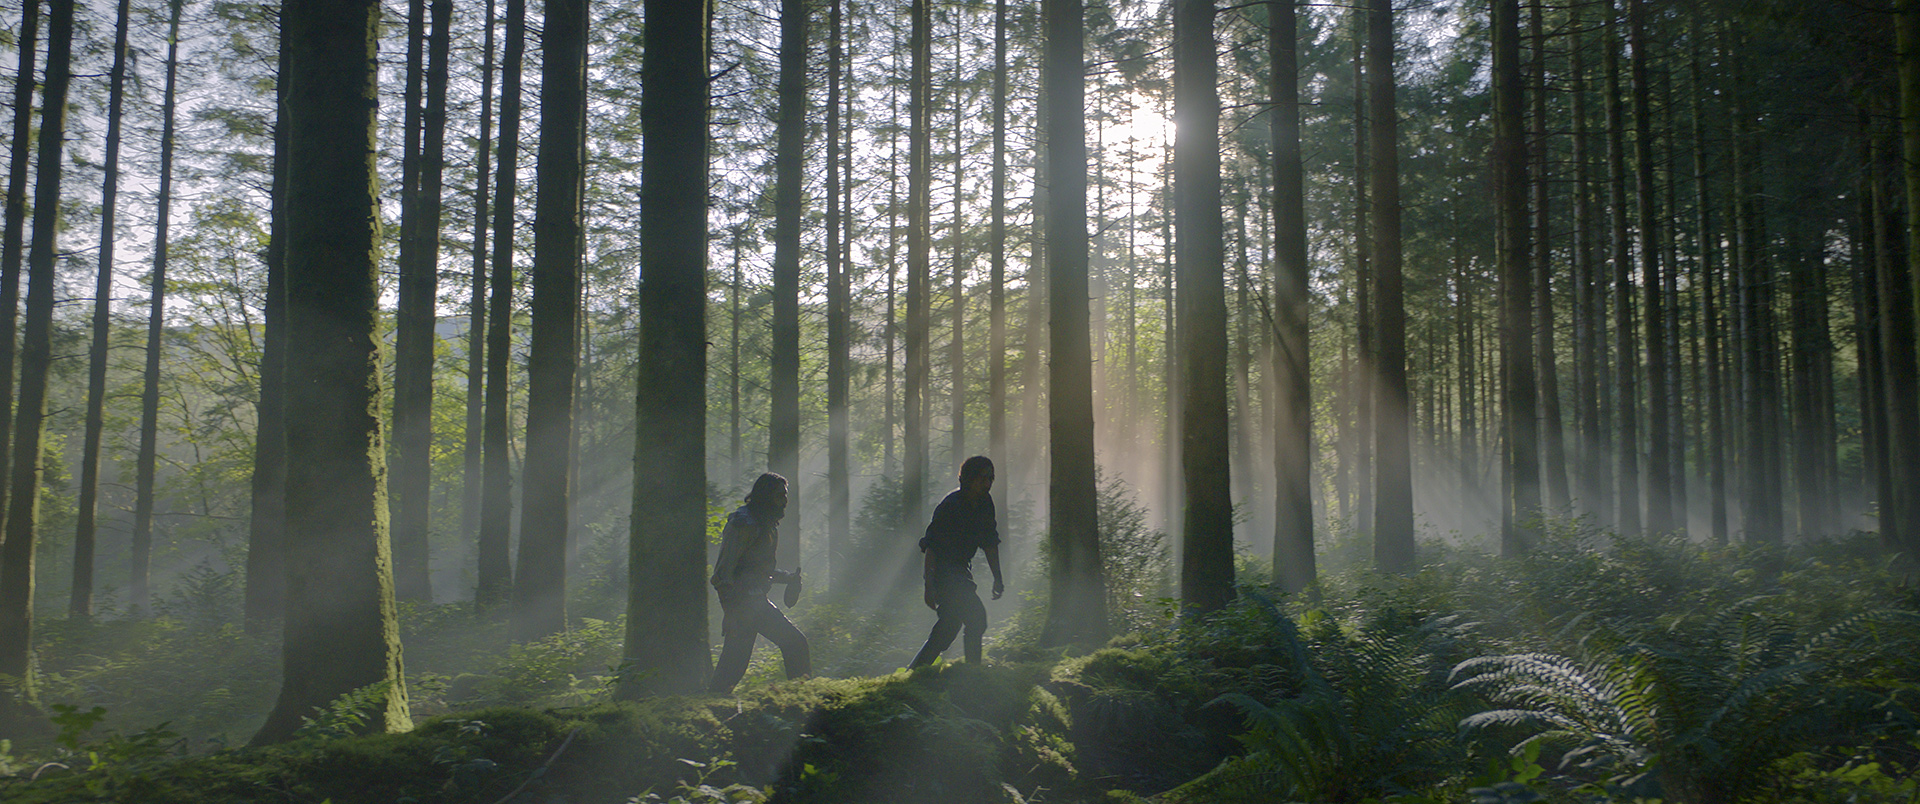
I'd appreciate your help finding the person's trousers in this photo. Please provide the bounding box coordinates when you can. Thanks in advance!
[709,591,810,694]
[910,581,987,668]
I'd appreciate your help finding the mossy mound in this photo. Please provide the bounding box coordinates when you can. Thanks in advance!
[0,657,1230,804]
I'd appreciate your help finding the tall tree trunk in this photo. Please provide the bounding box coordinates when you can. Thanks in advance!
[1530,0,1569,515]
[769,0,805,567]
[1872,115,1918,571]
[1605,3,1641,535]
[131,0,186,615]
[0,0,39,538]
[1176,0,1233,612]
[461,0,497,555]
[1629,0,1673,536]
[988,0,1008,476]
[393,0,453,603]
[1368,0,1414,573]
[826,0,850,594]
[622,0,711,696]
[71,0,132,620]
[1894,0,1920,575]
[512,0,586,642]
[1350,6,1375,538]
[1691,20,1727,544]
[246,25,293,630]
[905,0,932,520]
[1494,0,1539,554]
[478,0,528,607]
[950,23,969,469]
[730,231,744,483]
[1270,0,1312,593]
[0,0,70,723]
[1730,33,1782,547]
[252,0,410,742]
[1571,0,1607,523]
[1039,0,1108,647]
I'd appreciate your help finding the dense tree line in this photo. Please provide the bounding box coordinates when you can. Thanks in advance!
[0,0,1912,739]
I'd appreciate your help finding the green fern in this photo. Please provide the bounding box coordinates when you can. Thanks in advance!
[1165,596,1470,803]
[1451,605,1920,804]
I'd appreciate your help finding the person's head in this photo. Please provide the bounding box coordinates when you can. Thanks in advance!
[958,455,994,500]
[745,472,790,518]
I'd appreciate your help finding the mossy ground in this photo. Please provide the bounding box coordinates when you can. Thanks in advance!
[4,532,1918,803]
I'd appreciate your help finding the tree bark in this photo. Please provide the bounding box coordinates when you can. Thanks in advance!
[251,0,410,742]
[622,0,712,696]
[478,0,528,607]
[769,0,805,568]
[1039,0,1108,647]
[1368,0,1414,573]
[130,0,186,615]
[988,0,1009,477]
[1174,0,1233,612]
[826,0,850,594]
[1494,0,1539,554]
[1629,0,1674,536]
[513,0,587,642]
[1530,0,1569,516]
[246,24,293,630]
[905,0,933,521]
[1894,0,1920,574]
[71,0,132,620]
[0,0,71,722]
[392,0,453,604]
[460,0,497,556]
[1691,19,1727,544]
[0,0,39,538]
[1269,0,1312,593]
[1605,3,1641,536]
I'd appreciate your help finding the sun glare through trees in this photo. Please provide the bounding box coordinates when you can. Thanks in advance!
[0,0,1917,801]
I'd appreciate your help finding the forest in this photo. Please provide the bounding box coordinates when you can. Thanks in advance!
[0,0,1916,800]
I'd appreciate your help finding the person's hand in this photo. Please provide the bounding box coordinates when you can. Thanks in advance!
[991,580,1005,600]
[924,587,938,610]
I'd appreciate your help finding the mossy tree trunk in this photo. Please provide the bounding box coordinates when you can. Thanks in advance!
[252,0,410,744]
[0,0,38,538]
[0,0,72,727]
[622,0,712,697]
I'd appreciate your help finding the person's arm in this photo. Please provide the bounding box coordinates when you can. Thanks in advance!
[711,516,744,590]
[984,544,1004,600]
[922,548,938,609]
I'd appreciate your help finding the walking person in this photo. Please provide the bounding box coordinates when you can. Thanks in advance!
[709,472,811,694]
[910,456,1005,668]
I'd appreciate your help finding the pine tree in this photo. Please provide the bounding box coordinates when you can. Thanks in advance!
[252,0,410,743]
[1175,0,1233,611]
[1039,0,1107,647]
[514,0,588,642]
[0,0,73,725]
[622,0,712,696]
[70,0,133,619]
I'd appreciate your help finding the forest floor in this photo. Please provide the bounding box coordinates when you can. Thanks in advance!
[2,530,1919,803]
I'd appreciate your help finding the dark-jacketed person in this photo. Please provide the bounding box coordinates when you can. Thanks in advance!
[708,472,811,694]
[909,456,1005,668]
